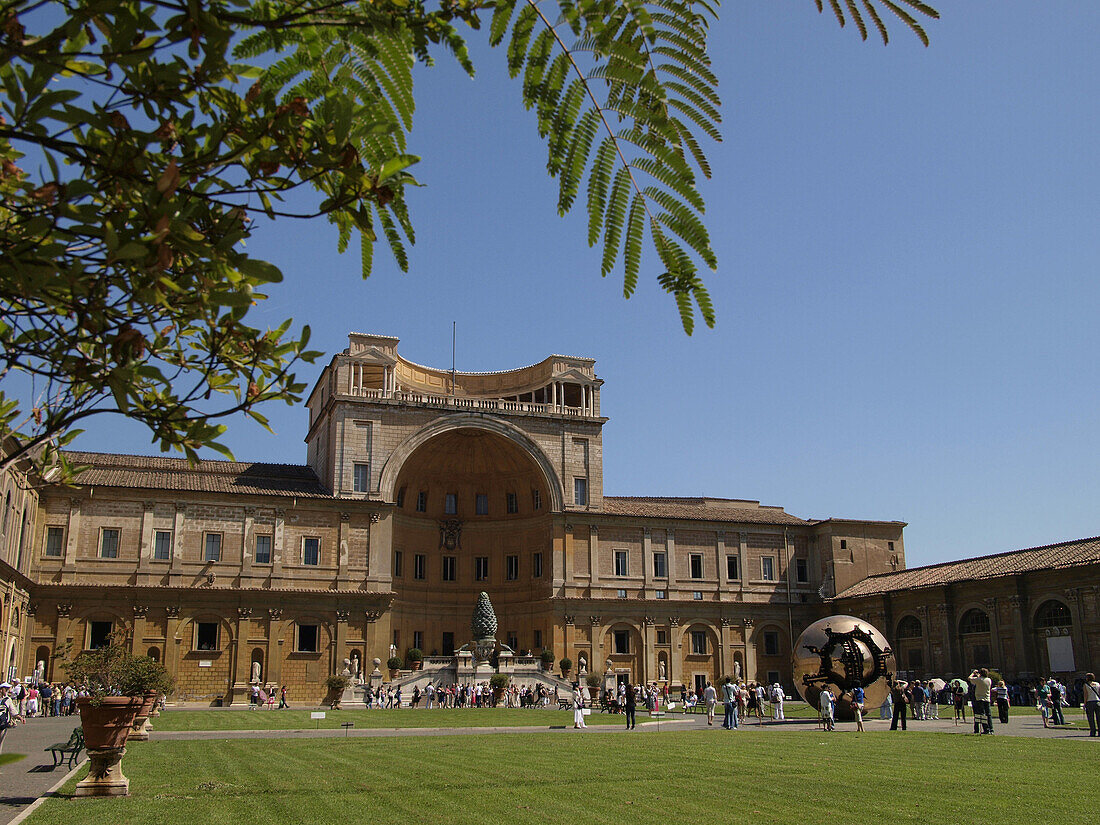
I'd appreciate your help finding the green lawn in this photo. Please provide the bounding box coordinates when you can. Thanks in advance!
[28,730,1098,825]
[154,707,575,731]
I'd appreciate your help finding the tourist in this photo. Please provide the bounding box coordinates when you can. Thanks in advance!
[572,682,587,729]
[278,685,289,709]
[624,682,636,730]
[755,682,767,721]
[819,688,835,731]
[771,682,784,721]
[0,683,24,764]
[703,681,717,725]
[992,680,1010,725]
[969,668,993,734]
[850,686,865,732]
[952,681,967,724]
[721,678,737,730]
[889,678,908,731]
[412,685,421,708]
[1047,678,1065,726]
[1083,672,1100,737]
[24,683,39,719]
[910,681,924,720]
[250,683,261,709]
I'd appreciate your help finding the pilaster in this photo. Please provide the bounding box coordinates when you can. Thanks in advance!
[669,616,682,688]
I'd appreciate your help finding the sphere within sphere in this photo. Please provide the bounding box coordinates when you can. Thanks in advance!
[791,615,895,713]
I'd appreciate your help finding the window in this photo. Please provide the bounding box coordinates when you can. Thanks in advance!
[689,554,703,579]
[413,553,426,580]
[613,630,630,654]
[888,541,895,552]
[89,621,113,649]
[45,526,65,557]
[653,552,667,579]
[1034,600,1072,629]
[393,550,403,577]
[396,487,406,508]
[353,463,369,493]
[691,630,707,655]
[656,629,667,644]
[761,556,775,581]
[959,609,991,635]
[573,478,587,506]
[693,591,703,600]
[726,554,739,580]
[475,556,489,581]
[254,535,272,565]
[475,494,488,515]
[204,532,221,563]
[506,555,519,581]
[297,624,319,653]
[763,631,779,656]
[100,528,120,559]
[840,539,847,550]
[655,589,666,599]
[506,492,518,514]
[302,537,320,566]
[907,649,923,670]
[532,552,543,578]
[442,556,456,581]
[413,631,423,651]
[444,493,457,515]
[534,629,542,649]
[152,530,172,561]
[794,558,808,583]
[614,550,628,577]
[532,489,541,510]
[617,589,627,599]
[896,615,922,639]
[442,632,455,656]
[415,491,427,513]
[506,632,518,651]
[196,622,219,651]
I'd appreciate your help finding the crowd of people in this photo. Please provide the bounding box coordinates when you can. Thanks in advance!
[0,678,84,722]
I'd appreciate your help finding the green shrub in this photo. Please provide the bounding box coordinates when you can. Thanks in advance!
[406,648,423,662]
[559,657,573,672]
[540,649,555,664]
[59,634,173,705]
[325,674,350,693]
[585,673,601,688]
[387,656,404,671]
[489,673,510,692]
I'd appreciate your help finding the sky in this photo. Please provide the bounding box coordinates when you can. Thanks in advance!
[68,1,1100,568]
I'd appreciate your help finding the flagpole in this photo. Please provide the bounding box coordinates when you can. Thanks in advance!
[451,321,456,397]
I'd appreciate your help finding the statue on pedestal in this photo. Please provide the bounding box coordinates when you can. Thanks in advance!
[341,658,352,677]
[734,661,742,681]
[351,653,361,682]
[578,654,587,674]
[250,660,262,685]
[35,660,45,683]
[659,660,667,681]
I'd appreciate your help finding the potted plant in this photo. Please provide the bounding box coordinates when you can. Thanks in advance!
[59,636,174,797]
[325,674,350,709]
[559,657,573,678]
[406,648,423,670]
[539,649,555,671]
[387,656,403,678]
[489,673,510,706]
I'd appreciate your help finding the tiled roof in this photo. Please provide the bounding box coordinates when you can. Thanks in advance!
[601,496,807,526]
[833,535,1100,599]
[63,452,332,499]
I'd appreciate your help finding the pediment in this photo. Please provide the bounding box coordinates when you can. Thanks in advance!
[352,347,398,366]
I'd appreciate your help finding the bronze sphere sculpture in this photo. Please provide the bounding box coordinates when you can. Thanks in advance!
[792,615,895,715]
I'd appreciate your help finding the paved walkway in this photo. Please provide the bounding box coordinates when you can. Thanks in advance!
[0,716,85,825]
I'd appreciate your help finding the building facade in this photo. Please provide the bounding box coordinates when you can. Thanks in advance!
[1,333,1089,704]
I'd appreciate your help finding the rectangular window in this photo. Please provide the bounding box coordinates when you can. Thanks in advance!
[691,630,707,655]
[840,539,847,550]
[442,556,456,581]
[888,541,895,552]
[726,554,740,580]
[761,556,775,581]
[393,550,403,577]
[506,555,519,581]
[573,477,588,506]
[442,632,455,656]
[763,631,779,656]
[353,463,369,493]
[396,487,406,508]
[89,621,113,649]
[532,552,543,578]
[153,530,172,561]
[444,493,457,515]
[653,552,667,579]
[693,591,703,600]
[298,624,319,653]
[475,494,488,515]
[689,554,703,579]
[45,526,65,557]
[534,629,542,649]
[204,532,221,563]
[617,588,627,599]
[613,630,630,654]
[655,589,667,600]
[475,556,489,581]
[656,629,668,645]
[196,622,219,651]
[413,631,424,651]
[614,550,628,577]
[254,535,272,565]
[413,553,426,580]
[506,632,518,651]
[302,537,320,566]
[506,492,518,514]
[100,528,120,559]
[416,491,427,513]
[795,558,808,583]
[532,489,541,510]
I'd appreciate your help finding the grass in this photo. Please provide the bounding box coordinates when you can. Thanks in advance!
[27,729,1099,825]
[154,707,575,731]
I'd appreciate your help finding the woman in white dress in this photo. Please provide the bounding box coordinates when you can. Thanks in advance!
[572,683,587,729]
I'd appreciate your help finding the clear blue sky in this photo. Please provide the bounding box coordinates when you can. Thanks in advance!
[73,1,1100,568]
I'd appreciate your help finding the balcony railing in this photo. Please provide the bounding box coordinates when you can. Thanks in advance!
[349,388,590,416]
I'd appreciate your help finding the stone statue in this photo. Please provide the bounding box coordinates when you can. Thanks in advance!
[371,657,382,676]
[734,661,742,680]
[658,660,666,680]
[578,654,587,674]
[605,658,613,673]
[35,660,45,682]
[251,660,262,684]
[341,657,352,677]
[351,653,361,680]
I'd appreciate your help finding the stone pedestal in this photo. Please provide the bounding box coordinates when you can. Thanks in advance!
[74,747,129,797]
[129,713,151,741]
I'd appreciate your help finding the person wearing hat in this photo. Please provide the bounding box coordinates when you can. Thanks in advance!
[0,682,24,763]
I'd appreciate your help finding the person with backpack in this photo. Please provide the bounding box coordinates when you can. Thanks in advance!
[969,668,994,734]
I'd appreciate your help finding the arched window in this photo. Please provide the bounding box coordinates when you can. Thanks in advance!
[895,615,922,639]
[959,608,990,635]
[1033,600,1072,630]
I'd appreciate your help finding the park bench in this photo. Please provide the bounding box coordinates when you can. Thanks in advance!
[557,698,572,710]
[45,727,84,769]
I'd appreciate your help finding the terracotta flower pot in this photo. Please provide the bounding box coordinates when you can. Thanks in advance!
[411,660,422,671]
[78,696,142,750]
[128,691,159,741]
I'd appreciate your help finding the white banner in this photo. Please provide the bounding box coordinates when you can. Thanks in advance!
[1046,636,1074,672]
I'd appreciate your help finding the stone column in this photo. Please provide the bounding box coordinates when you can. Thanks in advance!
[1006,594,1029,677]
[131,605,148,655]
[337,512,350,589]
[983,597,1002,668]
[168,505,185,587]
[588,525,599,588]
[137,501,155,576]
[737,533,748,598]
[589,615,603,671]
[715,532,726,598]
[719,617,733,678]
[241,507,256,581]
[642,616,656,684]
[165,606,182,699]
[232,607,252,704]
[266,609,284,689]
[1066,589,1089,669]
[365,511,390,585]
[271,509,286,586]
[666,529,677,594]
[563,523,574,585]
[669,617,682,688]
[54,603,74,668]
[917,605,932,678]
[364,610,382,665]
[642,528,653,592]
[62,498,81,577]
[742,618,757,683]
[564,615,576,671]
[335,609,350,675]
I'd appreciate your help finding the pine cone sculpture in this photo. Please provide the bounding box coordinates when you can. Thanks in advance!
[472,591,498,640]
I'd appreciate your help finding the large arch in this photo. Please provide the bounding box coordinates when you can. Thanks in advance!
[379,414,565,511]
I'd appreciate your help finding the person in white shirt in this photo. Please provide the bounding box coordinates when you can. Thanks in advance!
[771,683,785,720]
[0,683,23,763]
[703,681,717,725]
[819,688,835,731]
[968,668,993,734]
[572,683,588,729]
[1083,672,1100,737]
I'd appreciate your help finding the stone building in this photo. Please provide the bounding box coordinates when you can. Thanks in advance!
[2,333,1088,704]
